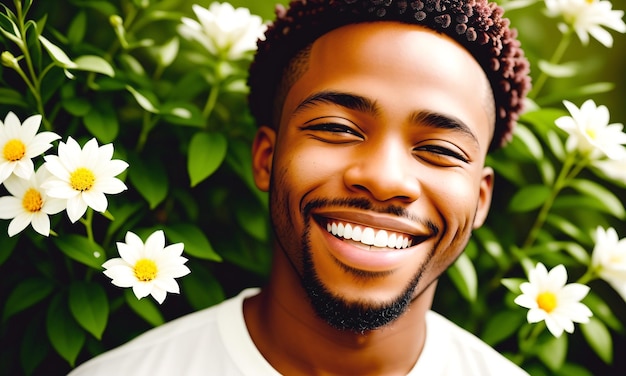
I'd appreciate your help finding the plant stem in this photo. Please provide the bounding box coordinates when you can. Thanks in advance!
[202,82,220,121]
[522,152,576,250]
[528,30,572,100]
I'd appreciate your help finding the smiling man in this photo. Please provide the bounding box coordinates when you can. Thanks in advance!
[70,1,531,375]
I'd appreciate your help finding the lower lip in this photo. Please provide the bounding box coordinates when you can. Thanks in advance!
[315,221,421,272]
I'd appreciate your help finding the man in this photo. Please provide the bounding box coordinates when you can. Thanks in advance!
[70,0,531,374]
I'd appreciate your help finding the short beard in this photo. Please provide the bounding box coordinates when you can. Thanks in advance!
[300,198,435,334]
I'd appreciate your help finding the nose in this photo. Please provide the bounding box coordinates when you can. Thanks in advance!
[343,139,421,203]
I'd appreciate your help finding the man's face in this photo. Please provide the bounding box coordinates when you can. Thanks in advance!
[253,22,495,332]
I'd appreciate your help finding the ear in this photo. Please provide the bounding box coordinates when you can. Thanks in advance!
[251,126,276,192]
[472,167,494,229]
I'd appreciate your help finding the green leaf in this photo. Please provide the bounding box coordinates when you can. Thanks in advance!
[501,278,525,294]
[46,293,86,367]
[580,316,613,364]
[537,334,568,371]
[537,82,615,107]
[126,85,160,113]
[67,11,87,45]
[508,185,551,213]
[474,227,508,268]
[0,11,23,46]
[181,261,225,310]
[546,130,565,161]
[68,282,109,340]
[165,223,222,261]
[124,289,164,327]
[513,123,543,160]
[72,55,115,76]
[2,277,55,322]
[106,201,144,239]
[161,102,205,127]
[128,153,169,209]
[235,198,269,241]
[481,309,527,346]
[545,214,591,244]
[0,87,27,107]
[83,102,119,143]
[38,35,77,68]
[567,179,626,219]
[584,292,623,332]
[62,96,92,116]
[555,363,594,376]
[0,227,18,266]
[538,59,582,78]
[155,37,179,67]
[447,252,477,301]
[53,234,106,270]
[187,131,228,187]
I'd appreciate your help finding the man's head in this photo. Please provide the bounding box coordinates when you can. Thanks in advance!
[249,0,531,151]
[249,0,530,333]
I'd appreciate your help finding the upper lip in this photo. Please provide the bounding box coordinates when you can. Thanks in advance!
[312,209,431,238]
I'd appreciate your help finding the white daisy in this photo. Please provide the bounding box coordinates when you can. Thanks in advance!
[102,230,191,304]
[0,112,60,184]
[514,263,592,337]
[178,2,267,60]
[41,137,128,223]
[544,0,626,47]
[591,227,626,301]
[555,99,626,160]
[0,167,66,237]
[592,157,626,183]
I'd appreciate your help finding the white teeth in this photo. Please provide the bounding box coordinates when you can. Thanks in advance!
[325,221,414,250]
[362,228,375,245]
[374,230,388,247]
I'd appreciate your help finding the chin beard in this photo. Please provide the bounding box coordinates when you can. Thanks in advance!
[300,224,431,334]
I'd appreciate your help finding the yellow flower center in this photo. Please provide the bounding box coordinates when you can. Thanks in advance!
[70,167,95,191]
[134,259,158,282]
[3,139,26,161]
[537,291,558,313]
[585,128,597,140]
[22,188,43,212]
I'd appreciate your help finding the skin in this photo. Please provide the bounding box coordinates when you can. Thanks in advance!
[245,22,496,375]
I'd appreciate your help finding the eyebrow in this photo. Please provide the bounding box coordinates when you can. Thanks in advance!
[293,90,479,146]
[293,90,380,117]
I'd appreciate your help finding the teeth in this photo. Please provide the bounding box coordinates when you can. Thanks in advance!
[325,221,414,250]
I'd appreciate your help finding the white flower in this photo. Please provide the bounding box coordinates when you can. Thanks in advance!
[41,137,128,223]
[592,157,626,183]
[555,99,626,160]
[544,0,626,47]
[591,227,626,301]
[178,2,267,60]
[102,230,191,304]
[0,167,65,236]
[0,112,60,184]
[514,263,592,337]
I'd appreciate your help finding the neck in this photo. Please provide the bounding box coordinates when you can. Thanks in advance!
[244,251,437,376]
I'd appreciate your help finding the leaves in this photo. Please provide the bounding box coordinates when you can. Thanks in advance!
[187,131,228,187]
[68,282,109,340]
[46,293,86,367]
[2,277,55,322]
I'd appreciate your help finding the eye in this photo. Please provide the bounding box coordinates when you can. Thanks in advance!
[414,144,469,166]
[301,122,364,143]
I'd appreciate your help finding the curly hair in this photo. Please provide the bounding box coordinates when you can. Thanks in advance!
[248,0,531,150]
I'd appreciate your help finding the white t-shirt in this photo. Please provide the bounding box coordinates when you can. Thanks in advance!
[69,288,528,375]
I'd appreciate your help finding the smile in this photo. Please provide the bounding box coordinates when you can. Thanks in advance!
[324,220,417,250]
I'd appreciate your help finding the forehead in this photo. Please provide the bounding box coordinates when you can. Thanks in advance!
[280,22,495,149]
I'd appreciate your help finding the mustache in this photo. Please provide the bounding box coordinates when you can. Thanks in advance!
[303,197,439,237]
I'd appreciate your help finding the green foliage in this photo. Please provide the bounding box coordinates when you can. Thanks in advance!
[0,0,624,374]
